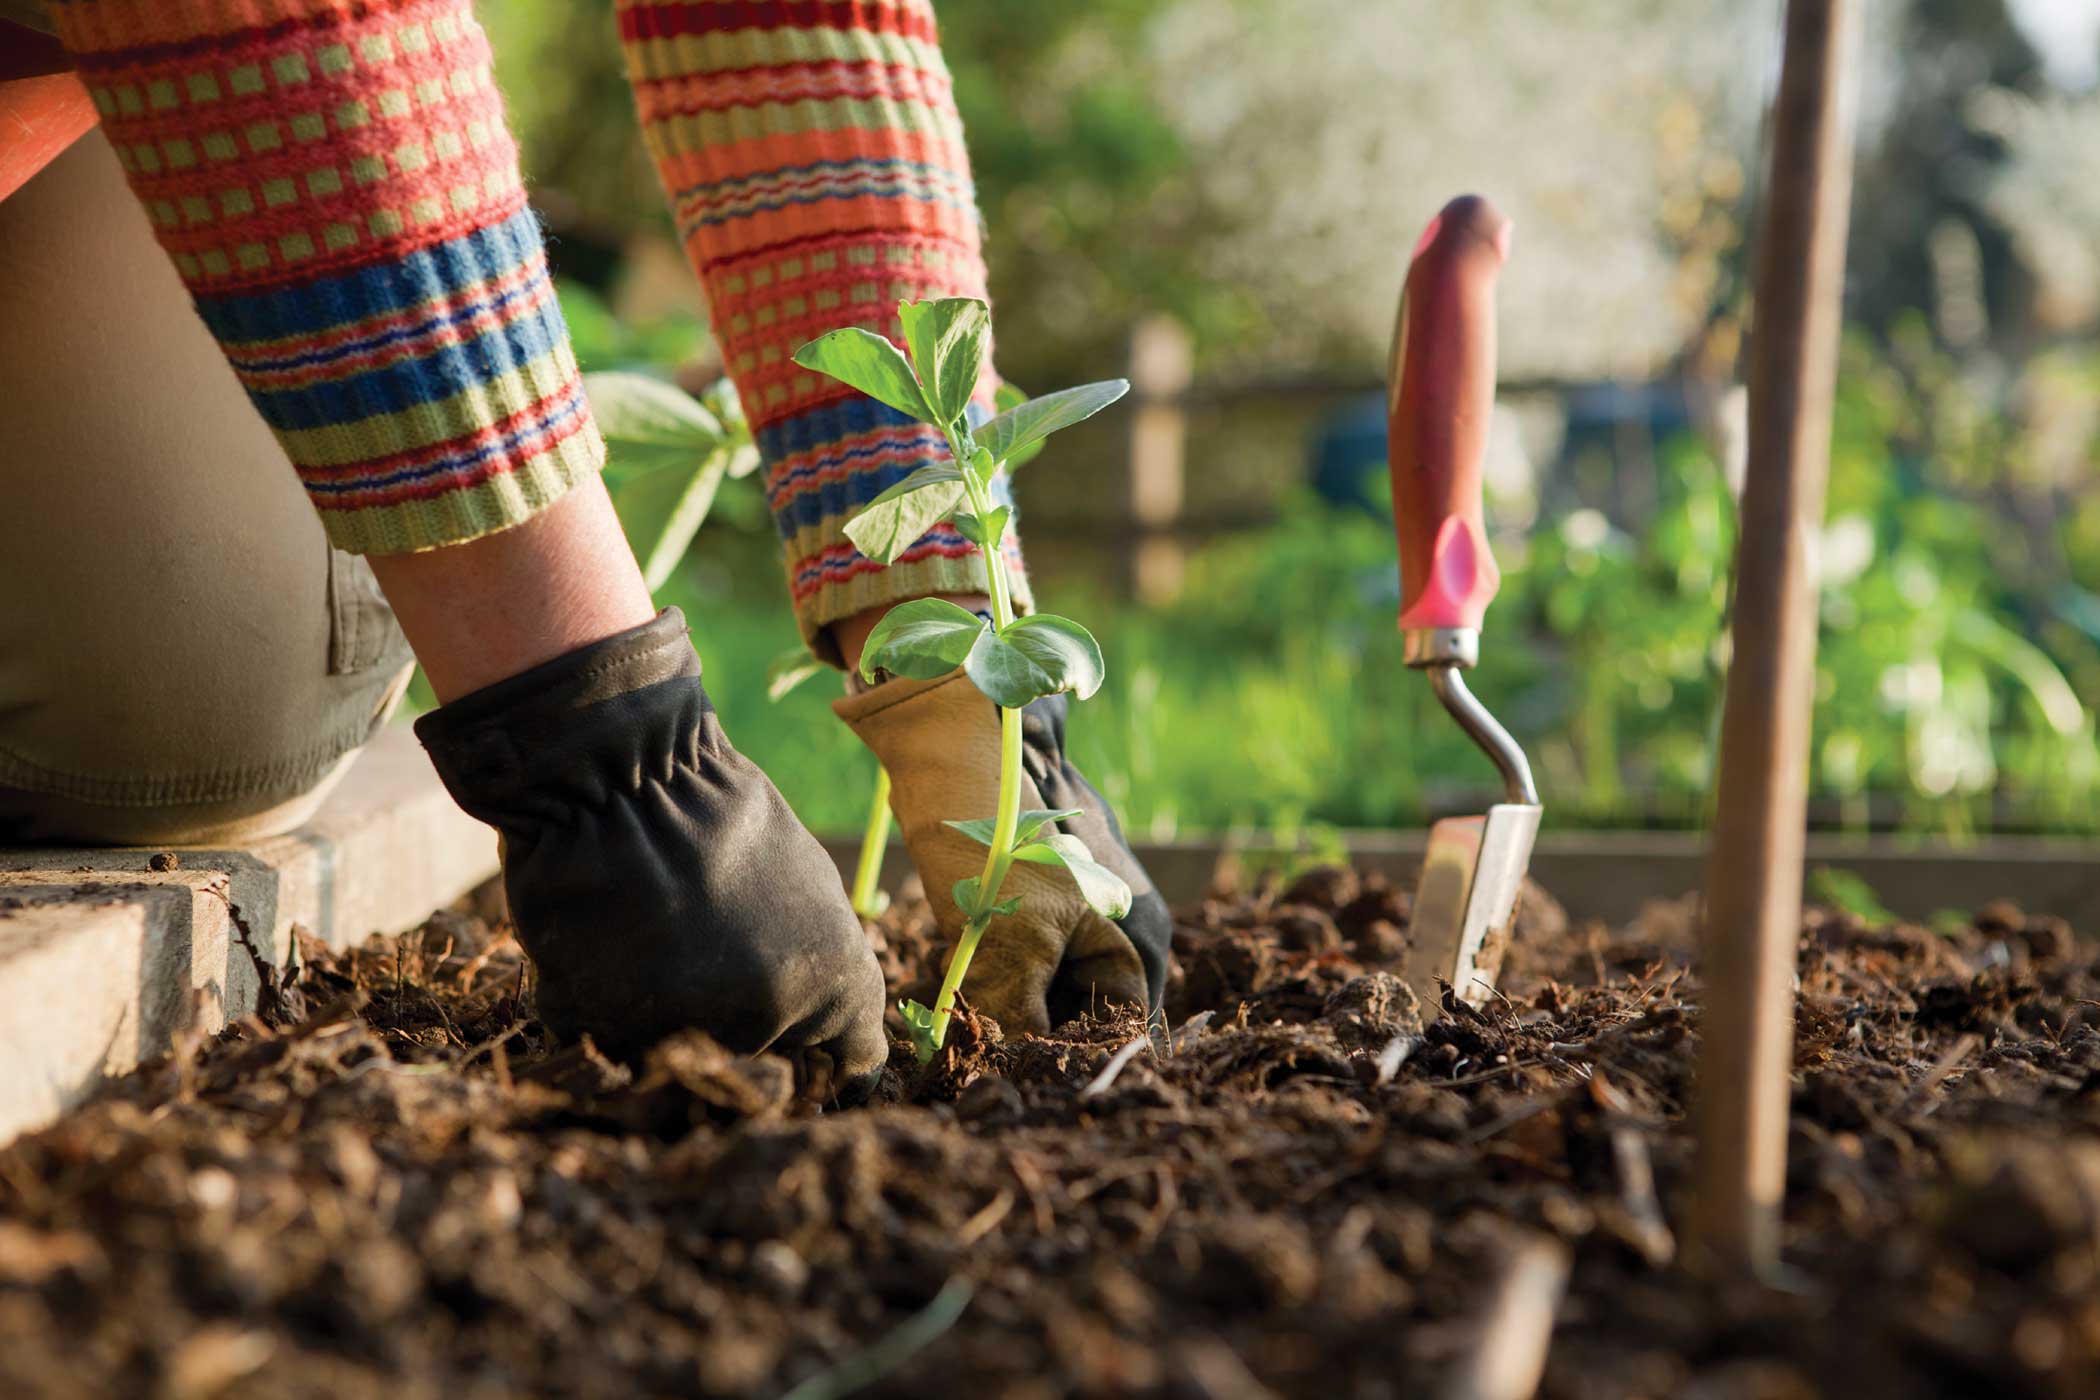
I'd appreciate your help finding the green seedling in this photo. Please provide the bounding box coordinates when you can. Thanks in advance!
[793,297,1132,1060]
[768,645,894,919]
[584,371,760,592]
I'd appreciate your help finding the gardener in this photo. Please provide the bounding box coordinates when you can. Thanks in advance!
[0,0,1170,1102]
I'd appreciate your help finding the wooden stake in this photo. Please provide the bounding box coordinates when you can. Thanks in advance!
[1689,0,1860,1277]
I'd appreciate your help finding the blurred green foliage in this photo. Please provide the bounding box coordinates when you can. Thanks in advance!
[459,0,2100,842]
[608,312,2100,840]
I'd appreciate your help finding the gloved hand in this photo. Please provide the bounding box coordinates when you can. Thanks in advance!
[416,608,887,1103]
[835,672,1171,1035]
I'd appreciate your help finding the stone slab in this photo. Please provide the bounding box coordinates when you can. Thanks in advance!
[0,728,496,1144]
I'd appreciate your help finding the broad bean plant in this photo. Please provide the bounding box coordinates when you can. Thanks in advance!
[794,298,1132,1059]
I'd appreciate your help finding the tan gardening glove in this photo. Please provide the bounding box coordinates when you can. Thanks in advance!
[836,672,1172,1036]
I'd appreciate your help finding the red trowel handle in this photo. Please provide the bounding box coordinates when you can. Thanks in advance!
[1388,195,1511,636]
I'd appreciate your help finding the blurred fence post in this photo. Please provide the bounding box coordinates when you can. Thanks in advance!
[1126,316,1194,605]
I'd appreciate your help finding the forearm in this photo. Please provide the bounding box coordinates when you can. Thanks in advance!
[366,479,653,703]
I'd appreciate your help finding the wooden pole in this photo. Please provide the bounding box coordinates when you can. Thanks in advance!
[1689,0,1860,1277]
[1126,316,1193,605]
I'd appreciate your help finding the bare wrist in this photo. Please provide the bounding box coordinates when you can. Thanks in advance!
[366,479,658,703]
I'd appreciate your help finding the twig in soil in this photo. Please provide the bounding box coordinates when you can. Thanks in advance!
[1008,1152,1056,1235]
[955,1190,1014,1248]
[1171,1009,1215,1054]
[1895,1032,1980,1119]
[1136,1163,1178,1249]
[1609,1126,1676,1268]
[1080,1034,1151,1099]
[1178,1337,1285,1400]
[1463,1098,1557,1145]
[1439,1233,1569,1400]
[1375,1034,1418,1086]
[456,1019,528,1071]
[775,1277,974,1400]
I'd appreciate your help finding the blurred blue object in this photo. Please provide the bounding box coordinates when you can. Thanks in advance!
[1309,378,1696,518]
[1310,395,1392,514]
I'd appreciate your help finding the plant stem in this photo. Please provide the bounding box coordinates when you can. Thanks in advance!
[927,702,1023,1047]
[925,454,1026,1049]
[851,765,893,918]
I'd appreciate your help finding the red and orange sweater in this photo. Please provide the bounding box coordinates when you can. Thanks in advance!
[30,0,1027,646]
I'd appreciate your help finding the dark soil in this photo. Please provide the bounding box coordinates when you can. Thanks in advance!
[5,865,2100,1400]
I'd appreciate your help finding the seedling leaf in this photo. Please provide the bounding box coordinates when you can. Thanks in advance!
[965,444,997,490]
[723,442,762,480]
[943,807,1081,848]
[639,454,728,591]
[898,297,990,429]
[584,371,725,451]
[766,646,826,702]
[952,876,982,918]
[962,631,1061,709]
[792,327,935,424]
[1004,614,1106,700]
[978,380,1130,468]
[844,468,970,564]
[1012,833,1134,919]
[860,598,988,683]
[952,505,1011,548]
[993,382,1046,469]
[898,998,940,1063]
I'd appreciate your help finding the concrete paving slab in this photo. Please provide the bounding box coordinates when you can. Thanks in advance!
[0,727,495,1144]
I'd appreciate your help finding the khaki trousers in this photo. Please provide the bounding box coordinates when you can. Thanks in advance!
[0,132,413,845]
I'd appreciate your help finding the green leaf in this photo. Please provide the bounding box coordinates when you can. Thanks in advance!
[860,598,989,684]
[1011,833,1133,920]
[765,646,826,702]
[961,631,1060,709]
[844,468,970,565]
[722,442,762,480]
[998,614,1107,702]
[943,807,1080,848]
[639,455,728,593]
[584,371,725,452]
[898,297,990,429]
[977,380,1130,468]
[992,382,1047,469]
[792,327,934,424]
[958,615,1109,708]
[951,876,1024,921]
[1807,867,1898,927]
[952,505,1011,548]
[965,444,997,489]
[898,998,940,1063]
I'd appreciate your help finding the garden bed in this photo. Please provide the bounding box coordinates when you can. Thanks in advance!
[3,867,2098,1399]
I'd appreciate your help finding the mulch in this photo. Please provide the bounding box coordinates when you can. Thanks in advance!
[3,863,2098,1399]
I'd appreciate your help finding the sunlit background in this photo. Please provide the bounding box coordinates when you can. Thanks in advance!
[472,0,2100,841]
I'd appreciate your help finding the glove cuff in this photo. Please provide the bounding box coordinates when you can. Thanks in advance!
[415,607,708,823]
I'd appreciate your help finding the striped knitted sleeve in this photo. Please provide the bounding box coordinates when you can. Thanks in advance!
[46,0,605,555]
[615,0,1031,659]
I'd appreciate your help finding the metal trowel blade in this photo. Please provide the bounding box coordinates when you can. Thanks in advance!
[1405,802,1543,1012]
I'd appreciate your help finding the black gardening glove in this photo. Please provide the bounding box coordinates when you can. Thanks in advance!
[1021,692,1174,1020]
[416,609,887,1103]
